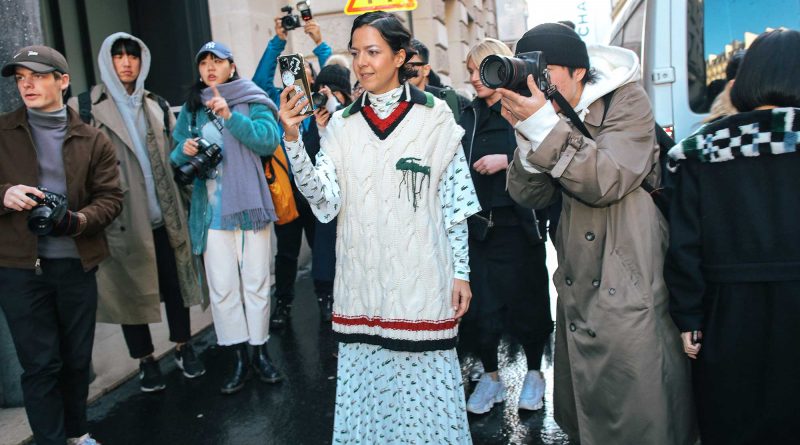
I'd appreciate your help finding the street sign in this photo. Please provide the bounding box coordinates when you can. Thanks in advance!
[344,0,418,15]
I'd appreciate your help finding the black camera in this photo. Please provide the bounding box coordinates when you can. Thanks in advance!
[280,1,312,31]
[311,91,327,108]
[479,51,554,97]
[26,188,68,235]
[174,138,223,185]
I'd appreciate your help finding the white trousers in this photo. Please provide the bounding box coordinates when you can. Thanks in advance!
[204,228,272,346]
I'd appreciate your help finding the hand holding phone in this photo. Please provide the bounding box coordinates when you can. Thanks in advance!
[278,53,314,116]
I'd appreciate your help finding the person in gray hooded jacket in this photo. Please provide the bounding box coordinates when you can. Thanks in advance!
[67,33,208,393]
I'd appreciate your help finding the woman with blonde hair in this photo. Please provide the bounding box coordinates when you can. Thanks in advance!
[458,37,553,414]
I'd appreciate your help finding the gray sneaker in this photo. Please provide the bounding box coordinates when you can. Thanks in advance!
[175,344,206,379]
[467,373,505,414]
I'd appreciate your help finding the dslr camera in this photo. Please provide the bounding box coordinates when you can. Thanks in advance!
[280,1,312,31]
[25,187,68,235]
[479,51,555,97]
[174,138,223,185]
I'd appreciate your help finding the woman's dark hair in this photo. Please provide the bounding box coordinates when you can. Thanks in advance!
[111,38,142,58]
[349,11,417,84]
[730,29,800,111]
[725,49,746,82]
[186,52,240,112]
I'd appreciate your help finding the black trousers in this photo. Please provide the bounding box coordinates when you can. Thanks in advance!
[461,223,553,372]
[121,227,191,359]
[0,258,97,445]
[693,281,800,445]
[273,192,316,302]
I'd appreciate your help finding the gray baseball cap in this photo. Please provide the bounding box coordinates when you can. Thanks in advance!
[2,45,70,77]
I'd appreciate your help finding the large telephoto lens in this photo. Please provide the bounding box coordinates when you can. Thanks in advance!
[480,55,531,91]
[174,161,199,185]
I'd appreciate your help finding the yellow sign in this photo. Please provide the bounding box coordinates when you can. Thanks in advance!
[344,0,418,15]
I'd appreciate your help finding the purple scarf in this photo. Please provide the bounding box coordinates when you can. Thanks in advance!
[201,79,278,230]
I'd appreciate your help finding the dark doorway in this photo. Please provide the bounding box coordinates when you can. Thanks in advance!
[129,0,212,106]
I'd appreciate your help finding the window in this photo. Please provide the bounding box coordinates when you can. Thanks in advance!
[687,0,800,113]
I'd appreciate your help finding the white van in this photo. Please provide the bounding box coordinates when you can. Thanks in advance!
[609,0,800,141]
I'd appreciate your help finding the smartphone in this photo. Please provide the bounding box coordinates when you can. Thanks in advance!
[278,53,314,115]
[437,88,462,122]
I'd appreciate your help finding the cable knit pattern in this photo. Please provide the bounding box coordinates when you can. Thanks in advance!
[284,95,476,351]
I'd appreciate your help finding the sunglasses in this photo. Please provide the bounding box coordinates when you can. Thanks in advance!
[407,62,428,67]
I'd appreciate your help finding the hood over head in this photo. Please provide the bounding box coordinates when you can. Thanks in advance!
[98,32,151,108]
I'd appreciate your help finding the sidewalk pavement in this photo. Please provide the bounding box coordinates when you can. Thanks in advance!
[0,306,214,445]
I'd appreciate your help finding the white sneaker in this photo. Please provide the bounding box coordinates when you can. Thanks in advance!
[467,373,505,414]
[518,370,545,411]
[68,434,100,445]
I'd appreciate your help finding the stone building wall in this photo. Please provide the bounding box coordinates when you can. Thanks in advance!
[207,0,507,97]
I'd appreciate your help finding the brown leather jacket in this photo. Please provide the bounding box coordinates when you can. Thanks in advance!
[0,106,123,271]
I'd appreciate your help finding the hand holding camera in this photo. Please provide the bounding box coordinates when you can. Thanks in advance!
[175,138,223,185]
[20,186,84,237]
[3,184,44,211]
[279,2,312,33]
[480,50,554,125]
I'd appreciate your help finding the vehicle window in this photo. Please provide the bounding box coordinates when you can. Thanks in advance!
[688,0,800,113]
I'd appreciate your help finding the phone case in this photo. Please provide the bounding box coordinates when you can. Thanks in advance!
[278,53,314,115]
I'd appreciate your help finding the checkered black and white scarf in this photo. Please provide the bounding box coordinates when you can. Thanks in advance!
[667,107,800,170]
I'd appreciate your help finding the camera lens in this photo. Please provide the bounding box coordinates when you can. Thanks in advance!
[480,55,514,89]
[311,92,327,108]
[27,206,54,235]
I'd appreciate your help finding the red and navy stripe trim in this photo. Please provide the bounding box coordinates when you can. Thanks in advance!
[333,314,458,331]
[362,101,413,140]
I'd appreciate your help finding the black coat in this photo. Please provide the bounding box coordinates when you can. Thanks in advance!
[665,111,800,332]
[458,99,547,243]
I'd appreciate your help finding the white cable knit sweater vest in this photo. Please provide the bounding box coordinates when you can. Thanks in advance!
[324,95,465,351]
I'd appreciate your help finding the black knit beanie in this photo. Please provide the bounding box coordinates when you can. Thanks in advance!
[313,64,352,96]
[515,23,590,69]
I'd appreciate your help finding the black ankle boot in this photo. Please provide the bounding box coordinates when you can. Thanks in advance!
[220,343,250,394]
[317,294,333,323]
[253,343,284,383]
[270,299,292,330]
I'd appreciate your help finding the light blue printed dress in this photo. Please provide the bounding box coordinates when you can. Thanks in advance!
[283,85,479,444]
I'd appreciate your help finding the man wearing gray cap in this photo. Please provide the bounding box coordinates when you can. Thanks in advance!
[0,45,122,445]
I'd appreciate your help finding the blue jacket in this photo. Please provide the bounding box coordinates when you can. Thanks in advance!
[252,35,332,107]
[170,103,280,254]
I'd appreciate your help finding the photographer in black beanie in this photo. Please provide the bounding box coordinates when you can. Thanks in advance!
[503,23,696,445]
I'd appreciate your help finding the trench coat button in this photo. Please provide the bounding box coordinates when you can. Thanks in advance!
[587,329,596,338]
[592,279,600,288]
[120,226,126,232]
[585,231,595,241]
[609,288,616,295]
[569,323,576,332]
[566,277,573,286]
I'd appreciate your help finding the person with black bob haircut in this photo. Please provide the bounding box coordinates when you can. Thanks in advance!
[278,10,479,443]
[666,27,800,445]
[170,41,283,395]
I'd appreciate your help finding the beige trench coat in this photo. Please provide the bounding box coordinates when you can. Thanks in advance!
[68,85,207,325]
[507,83,695,445]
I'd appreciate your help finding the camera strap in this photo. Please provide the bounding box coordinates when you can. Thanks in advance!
[548,91,593,140]
[190,109,225,138]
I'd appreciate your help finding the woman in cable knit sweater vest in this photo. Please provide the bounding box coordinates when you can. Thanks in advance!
[278,11,479,444]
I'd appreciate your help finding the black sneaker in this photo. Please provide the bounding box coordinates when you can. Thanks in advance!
[139,358,166,393]
[270,299,292,329]
[175,344,206,379]
[317,294,333,323]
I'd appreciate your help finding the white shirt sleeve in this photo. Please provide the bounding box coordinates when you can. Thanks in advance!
[513,101,561,173]
[282,137,341,223]
[438,146,481,281]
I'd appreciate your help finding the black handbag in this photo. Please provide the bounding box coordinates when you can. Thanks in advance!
[467,211,494,241]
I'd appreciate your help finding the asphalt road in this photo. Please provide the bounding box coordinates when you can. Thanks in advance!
[84,276,572,445]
